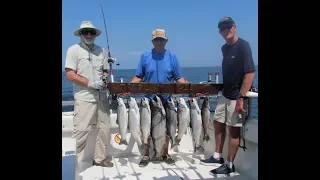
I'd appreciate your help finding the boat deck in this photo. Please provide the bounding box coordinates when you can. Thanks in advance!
[62,136,256,180]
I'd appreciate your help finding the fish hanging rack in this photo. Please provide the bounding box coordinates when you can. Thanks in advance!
[107,82,224,96]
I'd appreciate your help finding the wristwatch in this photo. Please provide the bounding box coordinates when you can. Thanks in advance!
[237,93,244,99]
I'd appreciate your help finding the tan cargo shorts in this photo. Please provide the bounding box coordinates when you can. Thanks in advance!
[212,95,247,127]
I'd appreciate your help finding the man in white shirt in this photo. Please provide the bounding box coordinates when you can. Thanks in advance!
[64,21,114,167]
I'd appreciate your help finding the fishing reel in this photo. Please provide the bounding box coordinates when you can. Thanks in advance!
[101,74,108,85]
[107,57,116,64]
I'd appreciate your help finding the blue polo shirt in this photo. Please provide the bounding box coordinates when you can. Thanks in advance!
[135,49,183,103]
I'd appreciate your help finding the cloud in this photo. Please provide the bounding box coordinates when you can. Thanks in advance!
[127,51,142,55]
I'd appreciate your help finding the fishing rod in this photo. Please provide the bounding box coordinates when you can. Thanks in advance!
[98,1,119,84]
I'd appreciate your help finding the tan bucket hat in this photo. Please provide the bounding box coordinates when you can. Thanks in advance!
[74,21,102,36]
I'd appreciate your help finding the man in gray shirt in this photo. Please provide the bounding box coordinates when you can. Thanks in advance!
[64,21,114,167]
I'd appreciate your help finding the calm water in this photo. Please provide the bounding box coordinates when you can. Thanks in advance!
[62,66,258,119]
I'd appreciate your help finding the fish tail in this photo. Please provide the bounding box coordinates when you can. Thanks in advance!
[170,143,177,150]
[203,134,210,142]
[119,140,128,145]
[142,143,151,149]
[174,136,181,145]
[195,146,204,152]
[170,138,174,147]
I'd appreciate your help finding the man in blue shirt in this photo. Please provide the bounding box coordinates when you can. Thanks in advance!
[130,29,188,167]
[200,17,255,175]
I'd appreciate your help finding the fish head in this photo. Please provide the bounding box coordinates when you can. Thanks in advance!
[117,97,125,107]
[189,98,197,109]
[178,98,187,109]
[166,98,176,109]
[141,97,149,107]
[202,97,210,108]
[150,96,159,109]
[128,97,135,108]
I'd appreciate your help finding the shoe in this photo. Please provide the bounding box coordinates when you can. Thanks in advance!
[209,163,235,175]
[139,156,150,167]
[151,155,163,163]
[163,154,175,165]
[92,159,114,167]
[200,156,224,166]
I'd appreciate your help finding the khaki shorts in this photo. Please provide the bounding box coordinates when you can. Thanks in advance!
[212,95,247,127]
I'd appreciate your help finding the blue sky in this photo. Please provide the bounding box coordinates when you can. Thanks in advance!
[62,0,258,70]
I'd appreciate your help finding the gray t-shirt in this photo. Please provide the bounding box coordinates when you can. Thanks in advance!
[65,42,108,102]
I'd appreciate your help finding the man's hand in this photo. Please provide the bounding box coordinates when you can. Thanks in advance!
[120,76,142,96]
[235,98,246,113]
[88,79,105,90]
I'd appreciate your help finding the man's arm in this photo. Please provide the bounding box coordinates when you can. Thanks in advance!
[240,72,255,96]
[131,76,142,83]
[171,54,189,84]
[130,54,145,83]
[239,42,256,97]
[66,68,89,87]
[176,78,188,83]
[65,46,90,87]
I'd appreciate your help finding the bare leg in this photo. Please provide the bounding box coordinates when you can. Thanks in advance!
[162,135,175,164]
[162,135,169,155]
[143,137,152,156]
[227,126,241,162]
[214,120,226,153]
[139,136,151,167]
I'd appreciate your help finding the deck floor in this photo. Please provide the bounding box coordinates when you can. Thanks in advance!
[63,152,255,180]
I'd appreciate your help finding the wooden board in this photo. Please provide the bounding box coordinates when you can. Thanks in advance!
[107,82,224,95]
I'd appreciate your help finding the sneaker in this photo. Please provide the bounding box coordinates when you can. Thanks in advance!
[209,164,235,176]
[139,156,150,167]
[200,156,224,166]
[151,155,163,163]
[163,154,175,165]
[92,159,114,167]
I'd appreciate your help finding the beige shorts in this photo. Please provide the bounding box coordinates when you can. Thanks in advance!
[212,95,247,127]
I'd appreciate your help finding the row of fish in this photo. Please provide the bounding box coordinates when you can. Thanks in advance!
[116,95,212,156]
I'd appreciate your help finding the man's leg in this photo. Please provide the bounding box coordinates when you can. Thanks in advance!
[210,99,247,175]
[139,136,151,167]
[162,135,175,164]
[200,96,227,166]
[93,98,113,167]
[72,100,98,168]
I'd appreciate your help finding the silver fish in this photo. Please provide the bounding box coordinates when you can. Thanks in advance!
[189,97,204,152]
[201,96,210,141]
[117,97,128,145]
[128,97,143,146]
[165,98,178,150]
[150,95,167,159]
[140,97,152,149]
[173,97,190,148]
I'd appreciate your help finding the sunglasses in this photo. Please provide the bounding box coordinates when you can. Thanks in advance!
[219,24,234,32]
[153,38,166,42]
[80,29,96,35]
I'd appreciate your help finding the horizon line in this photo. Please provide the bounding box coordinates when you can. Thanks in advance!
[61,64,258,71]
